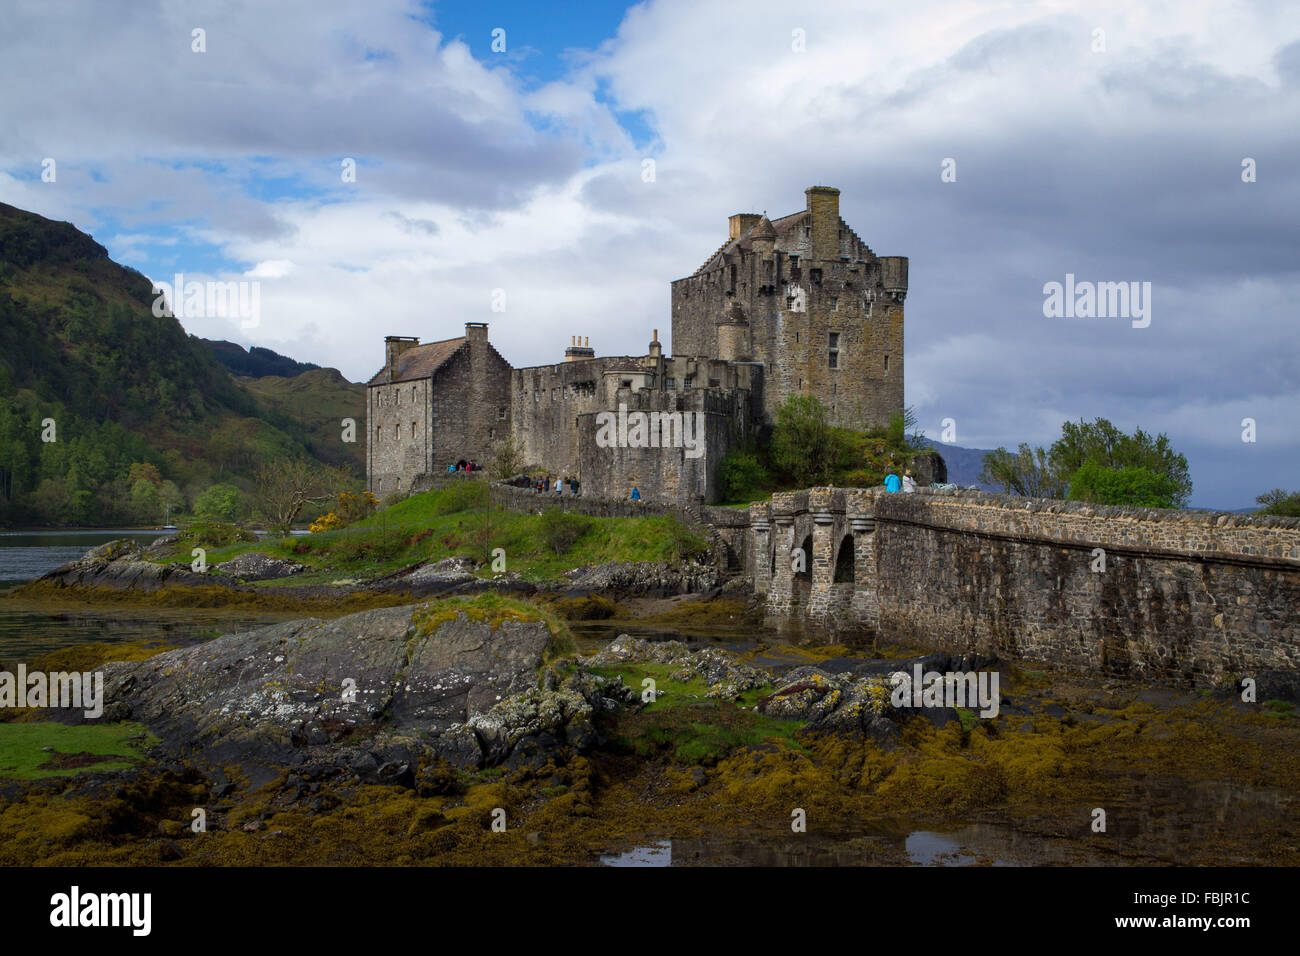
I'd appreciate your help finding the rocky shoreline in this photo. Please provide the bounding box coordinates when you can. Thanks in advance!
[18,537,731,607]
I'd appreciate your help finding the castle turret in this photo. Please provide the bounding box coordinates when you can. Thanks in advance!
[805,185,841,261]
[717,301,750,362]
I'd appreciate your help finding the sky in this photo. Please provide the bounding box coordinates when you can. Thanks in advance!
[1,0,1297,509]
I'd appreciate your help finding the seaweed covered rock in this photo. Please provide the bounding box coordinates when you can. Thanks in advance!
[589,633,770,698]
[97,602,566,780]
[214,551,306,581]
[564,561,722,597]
[31,538,226,593]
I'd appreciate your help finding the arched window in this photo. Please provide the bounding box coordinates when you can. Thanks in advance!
[834,535,855,583]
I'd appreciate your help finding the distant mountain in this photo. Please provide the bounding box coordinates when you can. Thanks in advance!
[922,440,999,490]
[0,202,359,526]
[203,339,321,379]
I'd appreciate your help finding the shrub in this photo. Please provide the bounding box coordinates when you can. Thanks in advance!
[182,520,256,547]
[309,512,344,534]
[1066,460,1180,508]
[433,482,486,516]
[718,450,771,502]
[538,509,592,556]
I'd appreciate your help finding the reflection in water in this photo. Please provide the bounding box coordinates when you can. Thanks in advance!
[0,530,164,589]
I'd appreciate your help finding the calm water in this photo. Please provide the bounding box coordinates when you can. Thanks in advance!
[0,529,289,659]
[0,529,165,590]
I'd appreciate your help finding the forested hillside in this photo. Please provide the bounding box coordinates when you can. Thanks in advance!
[0,202,362,527]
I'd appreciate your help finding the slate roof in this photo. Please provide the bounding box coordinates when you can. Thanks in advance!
[366,336,466,386]
[691,210,808,276]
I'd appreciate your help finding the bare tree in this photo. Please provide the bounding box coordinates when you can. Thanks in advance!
[256,459,349,533]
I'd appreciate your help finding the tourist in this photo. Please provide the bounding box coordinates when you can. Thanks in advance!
[884,472,902,493]
[630,487,641,501]
[902,469,917,493]
[555,478,564,494]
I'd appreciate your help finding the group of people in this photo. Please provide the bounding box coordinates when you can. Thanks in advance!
[447,460,482,472]
[884,469,917,493]
[533,475,580,496]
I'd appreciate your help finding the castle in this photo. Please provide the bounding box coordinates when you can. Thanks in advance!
[366,186,907,504]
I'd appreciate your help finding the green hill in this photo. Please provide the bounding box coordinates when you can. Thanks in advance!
[235,368,366,470]
[0,202,361,527]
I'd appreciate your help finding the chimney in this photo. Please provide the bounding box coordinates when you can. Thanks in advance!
[464,322,488,345]
[805,186,841,261]
[384,335,419,378]
[566,333,595,362]
[648,328,662,359]
[729,213,761,240]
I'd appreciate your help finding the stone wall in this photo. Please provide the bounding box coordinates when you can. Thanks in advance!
[871,490,1300,683]
[575,386,753,503]
[744,486,1300,685]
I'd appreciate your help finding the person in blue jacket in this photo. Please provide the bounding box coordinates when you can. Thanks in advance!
[630,487,641,501]
[884,472,902,492]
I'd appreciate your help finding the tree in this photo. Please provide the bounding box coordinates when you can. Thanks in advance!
[1256,488,1300,517]
[194,483,241,522]
[488,436,525,482]
[129,478,162,524]
[979,444,1067,498]
[1066,461,1180,508]
[770,395,845,486]
[1050,418,1191,507]
[255,459,347,533]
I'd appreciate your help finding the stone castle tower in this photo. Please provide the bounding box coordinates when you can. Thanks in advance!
[670,186,906,430]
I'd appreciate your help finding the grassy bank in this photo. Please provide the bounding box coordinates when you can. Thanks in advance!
[171,485,709,585]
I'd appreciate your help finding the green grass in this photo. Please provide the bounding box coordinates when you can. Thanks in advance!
[0,721,159,780]
[169,486,708,584]
[588,661,802,765]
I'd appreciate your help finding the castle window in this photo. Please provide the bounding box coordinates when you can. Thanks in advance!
[498,406,506,420]
[489,427,495,439]
[621,379,632,388]
[729,264,736,293]
[665,377,676,388]
[829,332,840,348]
[393,425,399,439]
[709,378,720,388]
[684,376,693,388]
[810,268,823,284]
[830,297,838,311]
[828,351,838,369]
[884,354,890,372]
[534,390,539,402]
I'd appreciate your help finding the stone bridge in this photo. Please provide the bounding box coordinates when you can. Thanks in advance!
[746,488,883,632]
[744,486,1300,685]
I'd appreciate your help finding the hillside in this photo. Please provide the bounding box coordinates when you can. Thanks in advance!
[0,202,359,527]
[204,339,321,378]
[235,368,365,469]
[926,440,998,490]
